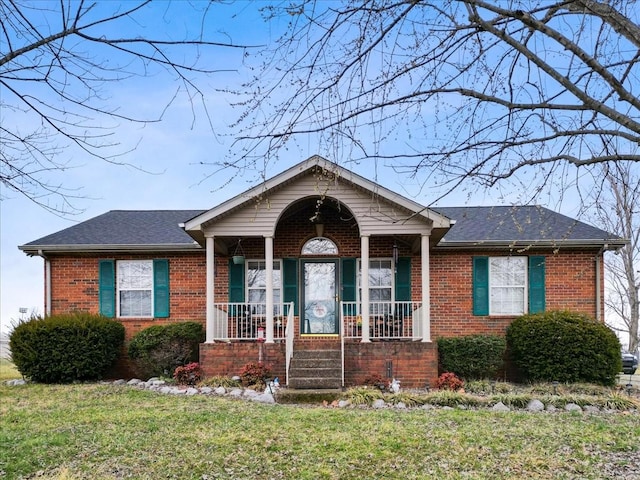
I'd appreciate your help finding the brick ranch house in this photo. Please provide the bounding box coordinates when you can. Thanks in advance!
[20,156,625,388]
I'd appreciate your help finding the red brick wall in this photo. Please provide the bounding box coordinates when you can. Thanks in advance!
[429,249,603,338]
[44,225,604,383]
[48,252,207,328]
[200,342,286,380]
[344,340,438,388]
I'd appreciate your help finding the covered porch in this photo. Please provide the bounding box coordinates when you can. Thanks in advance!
[185,157,451,388]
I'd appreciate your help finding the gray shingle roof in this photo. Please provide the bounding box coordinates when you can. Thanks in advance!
[20,210,205,252]
[20,206,623,254]
[432,206,622,247]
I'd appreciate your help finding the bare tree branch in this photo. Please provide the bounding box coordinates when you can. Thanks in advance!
[226,0,640,205]
[0,0,250,215]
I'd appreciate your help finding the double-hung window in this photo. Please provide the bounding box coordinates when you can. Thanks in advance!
[117,260,154,317]
[358,259,393,314]
[246,260,282,314]
[489,257,527,315]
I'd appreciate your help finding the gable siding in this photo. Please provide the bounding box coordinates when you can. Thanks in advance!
[202,175,433,237]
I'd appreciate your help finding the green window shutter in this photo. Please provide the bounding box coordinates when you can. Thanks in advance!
[395,257,411,301]
[153,259,170,318]
[341,258,357,302]
[282,258,298,315]
[473,256,489,316]
[99,260,115,318]
[229,259,245,303]
[528,256,546,314]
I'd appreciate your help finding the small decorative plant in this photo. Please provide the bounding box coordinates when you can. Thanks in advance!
[173,362,202,386]
[362,373,387,390]
[436,372,464,391]
[239,361,272,389]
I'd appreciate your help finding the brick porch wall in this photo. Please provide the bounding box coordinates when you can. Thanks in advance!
[199,339,438,389]
[200,342,286,381]
[344,340,438,388]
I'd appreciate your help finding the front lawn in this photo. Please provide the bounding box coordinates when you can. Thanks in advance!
[1,383,639,479]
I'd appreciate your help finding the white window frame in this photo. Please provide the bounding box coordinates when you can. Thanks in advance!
[116,260,154,318]
[246,259,282,315]
[489,256,528,316]
[357,258,394,314]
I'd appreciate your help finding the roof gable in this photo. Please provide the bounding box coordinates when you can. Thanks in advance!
[183,155,452,235]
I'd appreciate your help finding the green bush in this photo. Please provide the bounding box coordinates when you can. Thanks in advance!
[437,334,506,379]
[506,310,621,386]
[9,313,124,383]
[128,322,204,378]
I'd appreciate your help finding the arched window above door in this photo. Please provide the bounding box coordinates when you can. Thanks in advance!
[302,237,338,255]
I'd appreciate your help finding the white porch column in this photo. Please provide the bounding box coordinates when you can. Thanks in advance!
[265,235,275,344]
[360,234,371,343]
[205,235,215,343]
[421,233,431,342]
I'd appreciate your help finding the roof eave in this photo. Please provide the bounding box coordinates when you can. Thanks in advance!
[435,239,628,250]
[19,243,203,256]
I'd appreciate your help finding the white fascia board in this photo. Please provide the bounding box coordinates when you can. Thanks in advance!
[19,243,203,256]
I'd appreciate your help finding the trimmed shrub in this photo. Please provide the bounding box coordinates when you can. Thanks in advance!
[128,322,204,378]
[9,313,124,383]
[437,334,506,379]
[506,310,621,386]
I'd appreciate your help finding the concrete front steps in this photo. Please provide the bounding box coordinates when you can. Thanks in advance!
[287,349,342,390]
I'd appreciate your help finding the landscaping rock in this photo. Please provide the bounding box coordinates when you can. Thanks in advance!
[113,379,127,385]
[527,399,545,412]
[372,399,386,409]
[159,386,173,394]
[395,402,407,410]
[5,379,26,386]
[243,389,259,398]
[338,400,351,408]
[564,403,582,413]
[584,405,600,414]
[491,402,510,412]
[229,388,243,397]
[251,392,275,404]
[185,387,199,396]
[127,379,142,385]
[200,387,213,394]
[546,404,558,413]
[214,386,226,395]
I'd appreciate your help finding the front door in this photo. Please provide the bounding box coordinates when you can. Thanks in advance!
[302,260,338,334]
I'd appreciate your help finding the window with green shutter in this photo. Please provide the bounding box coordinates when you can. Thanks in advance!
[472,256,489,316]
[473,255,546,316]
[528,256,546,313]
[100,259,170,318]
[228,259,245,303]
[395,257,411,301]
[283,258,298,315]
[341,258,357,302]
[153,259,170,318]
[99,260,115,318]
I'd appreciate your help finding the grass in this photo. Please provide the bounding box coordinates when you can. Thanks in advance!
[0,358,20,382]
[1,383,639,479]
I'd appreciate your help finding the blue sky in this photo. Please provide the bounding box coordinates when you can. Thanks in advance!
[0,1,601,335]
